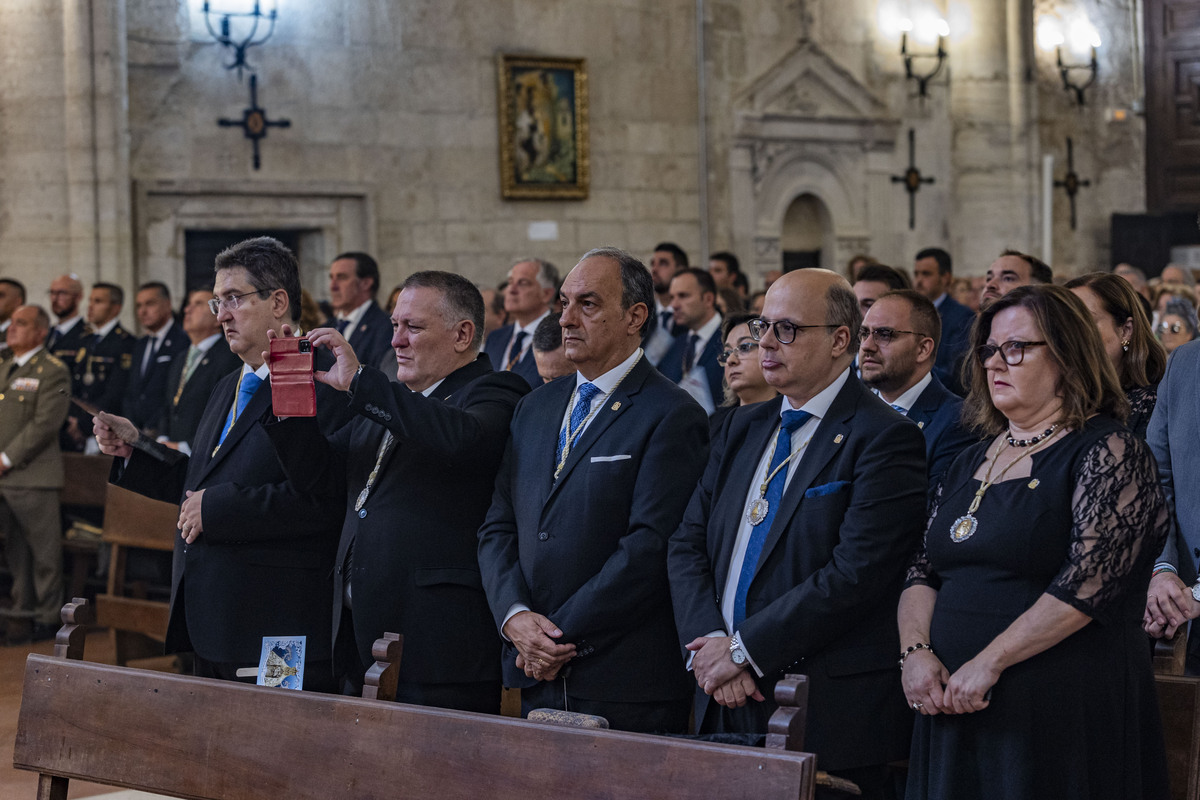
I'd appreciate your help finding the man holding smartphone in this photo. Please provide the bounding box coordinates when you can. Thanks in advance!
[95,237,348,691]
[266,271,528,710]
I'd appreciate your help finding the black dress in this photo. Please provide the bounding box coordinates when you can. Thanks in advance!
[1125,383,1158,441]
[906,416,1169,800]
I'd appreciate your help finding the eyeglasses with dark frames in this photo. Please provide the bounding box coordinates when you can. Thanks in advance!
[975,340,1048,366]
[748,318,838,345]
[718,341,758,365]
[858,327,928,346]
[209,289,270,316]
[1157,322,1185,335]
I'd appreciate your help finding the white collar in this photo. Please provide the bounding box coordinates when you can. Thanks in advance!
[12,344,44,367]
[514,310,550,336]
[781,367,852,421]
[879,371,933,414]
[336,298,376,330]
[575,347,643,395]
[690,312,723,348]
[194,332,223,353]
[55,315,82,334]
[932,293,948,308]
[94,317,120,339]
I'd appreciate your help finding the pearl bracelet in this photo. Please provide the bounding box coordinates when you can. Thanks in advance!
[898,642,934,669]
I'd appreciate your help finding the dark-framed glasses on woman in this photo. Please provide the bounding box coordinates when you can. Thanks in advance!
[975,340,1048,366]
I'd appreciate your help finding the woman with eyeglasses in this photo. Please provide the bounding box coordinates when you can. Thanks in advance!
[899,285,1169,800]
[1065,272,1166,439]
[1156,298,1198,356]
[708,312,778,433]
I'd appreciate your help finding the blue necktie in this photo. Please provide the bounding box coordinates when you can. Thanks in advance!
[335,318,351,334]
[506,330,527,371]
[733,409,813,629]
[556,382,601,468]
[890,403,907,415]
[219,371,262,446]
[682,333,699,374]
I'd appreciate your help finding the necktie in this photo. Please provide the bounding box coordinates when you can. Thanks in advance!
[47,328,59,351]
[661,310,673,332]
[506,330,527,370]
[141,337,159,377]
[218,371,262,446]
[682,333,700,374]
[890,403,907,415]
[556,382,602,471]
[732,409,813,629]
[173,346,204,405]
[335,318,351,334]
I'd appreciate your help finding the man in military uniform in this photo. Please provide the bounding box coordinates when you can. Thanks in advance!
[0,306,71,643]
[66,282,134,450]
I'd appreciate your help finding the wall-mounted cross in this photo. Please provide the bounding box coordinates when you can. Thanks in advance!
[217,74,290,170]
[891,129,935,230]
[1053,137,1090,230]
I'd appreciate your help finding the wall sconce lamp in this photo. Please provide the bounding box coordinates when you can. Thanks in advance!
[880,3,950,99]
[1037,14,1100,106]
[900,18,949,99]
[202,1,278,79]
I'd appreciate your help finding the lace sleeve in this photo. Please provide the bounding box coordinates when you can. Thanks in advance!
[904,481,943,590]
[1125,384,1158,441]
[1047,429,1169,620]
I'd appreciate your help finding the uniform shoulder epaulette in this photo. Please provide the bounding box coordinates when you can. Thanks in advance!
[38,352,66,369]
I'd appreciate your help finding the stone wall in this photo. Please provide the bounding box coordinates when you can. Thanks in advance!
[0,0,1152,321]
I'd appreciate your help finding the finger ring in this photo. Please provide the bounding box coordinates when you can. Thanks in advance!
[912,701,924,711]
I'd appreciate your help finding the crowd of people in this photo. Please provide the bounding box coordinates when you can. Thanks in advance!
[0,235,1196,799]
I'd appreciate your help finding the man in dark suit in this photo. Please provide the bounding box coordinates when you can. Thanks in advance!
[913,248,974,393]
[644,242,688,366]
[267,271,528,710]
[157,289,241,454]
[326,252,393,369]
[95,237,345,691]
[658,268,724,413]
[667,269,926,798]
[859,290,976,490]
[123,282,188,433]
[478,247,709,733]
[484,258,558,390]
[46,274,89,361]
[68,282,135,449]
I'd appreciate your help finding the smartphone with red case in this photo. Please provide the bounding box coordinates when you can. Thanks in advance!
[268,336,316,417]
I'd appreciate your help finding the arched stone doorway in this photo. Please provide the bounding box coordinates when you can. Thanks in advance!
[781,193,833,272]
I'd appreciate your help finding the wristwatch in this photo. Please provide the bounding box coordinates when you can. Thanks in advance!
[729,634,748,667]
[1190,581,1200,603]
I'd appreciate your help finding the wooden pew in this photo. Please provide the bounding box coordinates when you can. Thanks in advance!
[59,453,112,598]
[15,600,820,800]
[93,483,180,665]
[1155,629,1200,800]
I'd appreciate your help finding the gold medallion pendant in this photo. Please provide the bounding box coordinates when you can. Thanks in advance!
[746,497,769,526]
[950,514,978,543]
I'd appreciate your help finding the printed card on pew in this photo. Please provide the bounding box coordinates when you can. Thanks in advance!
[257,636,306,689]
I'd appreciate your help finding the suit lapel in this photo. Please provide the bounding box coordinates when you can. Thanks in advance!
[545,358,650,504]
[755,381,857,572]
[713,401,780,589]
[198,372,270,480]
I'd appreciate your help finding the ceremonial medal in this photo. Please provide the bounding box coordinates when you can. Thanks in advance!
[746,497,769,526]
[950,514,977,542]
[82,372,95,386]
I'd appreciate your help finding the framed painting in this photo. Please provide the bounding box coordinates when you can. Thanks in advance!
[497,54,589,200]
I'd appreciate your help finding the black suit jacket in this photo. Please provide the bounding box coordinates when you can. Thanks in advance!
[328,302,393,372]
[478,355,709,703]
[73,323,136,439]
[657,325,725,410]
[123,321,189,431]
[157,337,242,447]
[47,318,88,363]
[484,323,539,391]
[112,368,346,665]
[268,354,528,685]
[668,375,926,770]
[933,295,975,395]
[905,373,977,490]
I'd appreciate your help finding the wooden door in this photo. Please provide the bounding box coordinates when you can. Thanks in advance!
[1146,0,1200,211]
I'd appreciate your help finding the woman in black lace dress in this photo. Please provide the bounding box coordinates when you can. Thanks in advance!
[899,285,1169,800]
[1065,272,1166,439]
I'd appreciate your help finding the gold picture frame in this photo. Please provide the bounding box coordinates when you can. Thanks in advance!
[497,54,589,200]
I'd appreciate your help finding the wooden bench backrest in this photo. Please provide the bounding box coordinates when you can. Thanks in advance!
[61,453,111,509]
[101,483,179,550]
[15,654,816,800]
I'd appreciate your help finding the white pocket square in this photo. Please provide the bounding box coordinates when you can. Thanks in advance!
[590,454,631,463]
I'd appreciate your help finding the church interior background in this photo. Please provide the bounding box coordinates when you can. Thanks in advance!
[1,0,1196,310]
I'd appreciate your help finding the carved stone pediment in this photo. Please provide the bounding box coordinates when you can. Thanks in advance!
[733,39,897,147]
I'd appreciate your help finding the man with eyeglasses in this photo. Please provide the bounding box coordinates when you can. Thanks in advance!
[95,236,348,691]
[668,268,926,798]
[859,290,976,490]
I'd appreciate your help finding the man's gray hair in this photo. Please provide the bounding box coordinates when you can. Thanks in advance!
[401,271,486,350]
